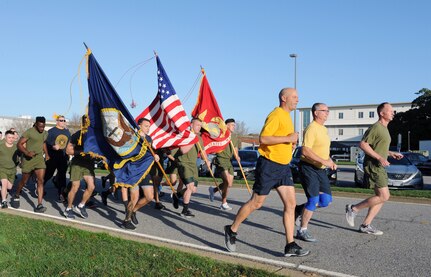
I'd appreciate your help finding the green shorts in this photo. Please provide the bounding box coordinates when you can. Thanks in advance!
[178,163,198,186]
[0,167,17,183]
[70,164,95,182]
[364,162,388,188]
[21,155,46,173]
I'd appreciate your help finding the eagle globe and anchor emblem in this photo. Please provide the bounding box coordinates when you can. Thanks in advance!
[101,109,139,156]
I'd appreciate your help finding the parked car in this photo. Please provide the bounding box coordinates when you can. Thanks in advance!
[197,154,216,177]
[242,145,260,150]
[354,153,424,189]
[289,146,337,185]
[403,152,431,176]
[231,150,260,180]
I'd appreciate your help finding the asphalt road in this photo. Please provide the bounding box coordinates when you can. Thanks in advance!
[4,166,431,277]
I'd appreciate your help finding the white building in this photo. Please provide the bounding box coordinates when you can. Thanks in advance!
[298,102,411,146]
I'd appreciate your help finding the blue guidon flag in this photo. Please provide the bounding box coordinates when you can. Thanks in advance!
[83,47,154,188]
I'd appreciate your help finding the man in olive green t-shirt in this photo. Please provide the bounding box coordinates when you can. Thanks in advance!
[0,130,20,208]
[346,103,403,235]
[209,118,240,211]
[11,116,49,213]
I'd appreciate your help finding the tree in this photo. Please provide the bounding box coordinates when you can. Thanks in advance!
[67,113,82,134]
[12,118,33,135]
[235,121,249,137]
[389,88,431,150]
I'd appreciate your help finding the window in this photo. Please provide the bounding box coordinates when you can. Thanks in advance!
[338,112,344,119]
[359,129,364,135]
[358,112,363,118]
[338,129,343,135]
[369,111,374,118]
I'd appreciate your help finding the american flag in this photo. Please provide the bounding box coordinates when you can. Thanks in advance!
[136,56,198,149]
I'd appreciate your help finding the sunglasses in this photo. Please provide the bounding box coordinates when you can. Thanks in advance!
[57,119,66,122]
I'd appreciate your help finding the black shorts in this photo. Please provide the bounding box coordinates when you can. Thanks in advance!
[299,161,331,198]
[252,156,294,195]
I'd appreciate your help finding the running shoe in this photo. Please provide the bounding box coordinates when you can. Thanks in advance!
[121,220,136,230]
[296,229,317,242]
[224,225,237,252]
[74,205,88,219]
[10,195,20,209]
[154,202,166,210]
[34,204,47,213]
[345,204,357,227]
[1,201,8,209]
[359,224,383,235]
[63,208,75,219]
[284,242,310,257]
[220,203,232,211]
[180,209,195,218]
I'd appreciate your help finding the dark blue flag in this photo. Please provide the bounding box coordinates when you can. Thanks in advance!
[84,48,154,188]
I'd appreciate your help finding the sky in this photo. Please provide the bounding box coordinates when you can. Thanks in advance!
[1,1,430,133]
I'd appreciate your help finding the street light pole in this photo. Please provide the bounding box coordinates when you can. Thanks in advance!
[408,131,411,151]
[289,53,297,131]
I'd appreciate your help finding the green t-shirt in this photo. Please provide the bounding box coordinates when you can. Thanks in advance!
[22,127,48,155]
[216,134,239,160]
[362,122,391,165]
[176,136,204,168]
[0,142,19,169]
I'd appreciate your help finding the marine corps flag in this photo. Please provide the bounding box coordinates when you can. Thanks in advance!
[191,71,230,154]
[84,47,154,188]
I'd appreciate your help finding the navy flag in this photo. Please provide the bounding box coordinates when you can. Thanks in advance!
[84,48,154,188]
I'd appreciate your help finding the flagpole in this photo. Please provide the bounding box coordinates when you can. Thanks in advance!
[196,142,223,197]
[142,137,176,193]
[230,141,251,195]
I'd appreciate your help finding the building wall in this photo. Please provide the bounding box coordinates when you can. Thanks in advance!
[298,102,411,143]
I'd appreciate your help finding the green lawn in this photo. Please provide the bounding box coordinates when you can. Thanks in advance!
[0,213,277,277]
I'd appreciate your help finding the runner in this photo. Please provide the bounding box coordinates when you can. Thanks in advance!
[0,130,20,208]
[209,118,240,210]
[11,116,49,213]
[223,88,310,257]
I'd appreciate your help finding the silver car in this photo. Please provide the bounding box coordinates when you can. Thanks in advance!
[354,154,424,189]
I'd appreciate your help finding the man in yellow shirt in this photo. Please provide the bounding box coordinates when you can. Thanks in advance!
[224,88,309,257]
[295,103,337,242]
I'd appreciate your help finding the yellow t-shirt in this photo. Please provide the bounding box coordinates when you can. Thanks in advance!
[258,107,294,165]
[301,121,330,168]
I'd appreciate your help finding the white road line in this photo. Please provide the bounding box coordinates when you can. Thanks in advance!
[9,208,356,277]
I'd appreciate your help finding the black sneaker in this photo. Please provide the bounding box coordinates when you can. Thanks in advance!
[121,220,136,230]
[74,206,88,219]
[180,209,195,218]
[284,242,310,257]
[10,196,20,209]
[63,208,75,219]
[172,193,179,209]
[224,225,237,252]
[1,201,8,209]
[34,204,47,213]
[131,211,138,225]
[154,202,166,210]
[101,190,110,206]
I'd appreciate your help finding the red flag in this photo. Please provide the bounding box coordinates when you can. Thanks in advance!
[191,72,230,154]
[136,56,198,149]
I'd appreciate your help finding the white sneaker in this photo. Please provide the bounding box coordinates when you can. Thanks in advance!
[220,203,232,211]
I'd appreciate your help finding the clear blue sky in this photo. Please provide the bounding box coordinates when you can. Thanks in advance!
[1,1,430,133]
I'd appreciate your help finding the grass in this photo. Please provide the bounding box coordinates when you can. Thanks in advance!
[0,213,277,277]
